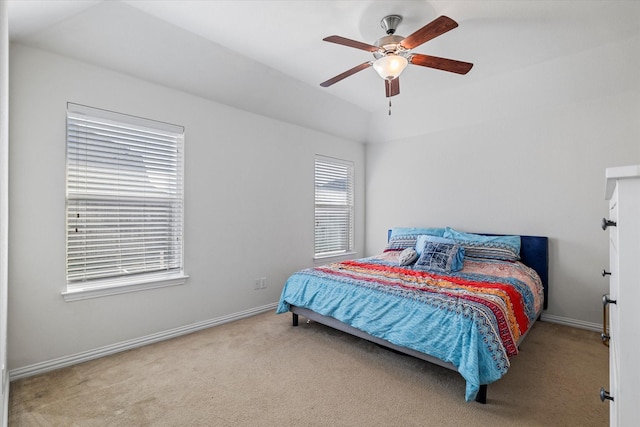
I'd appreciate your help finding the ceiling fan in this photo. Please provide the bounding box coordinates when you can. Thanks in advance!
[320,15,473,100]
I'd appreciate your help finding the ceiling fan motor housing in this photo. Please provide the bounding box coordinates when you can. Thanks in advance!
[373,35,408,59]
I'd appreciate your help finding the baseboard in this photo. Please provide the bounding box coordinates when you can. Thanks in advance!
[540,313,602,332]
[9,302,278,381]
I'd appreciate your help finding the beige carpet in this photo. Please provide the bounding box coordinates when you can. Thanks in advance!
[9,311,608,426]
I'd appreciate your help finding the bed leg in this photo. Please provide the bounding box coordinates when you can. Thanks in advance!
[475,384,487,404]
[292,313,298,327]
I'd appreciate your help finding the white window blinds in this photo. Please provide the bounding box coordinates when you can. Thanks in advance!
[314,156,354,257]
[65,103,184,286]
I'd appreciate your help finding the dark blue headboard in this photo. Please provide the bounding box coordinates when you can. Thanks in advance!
[387,230,549,310]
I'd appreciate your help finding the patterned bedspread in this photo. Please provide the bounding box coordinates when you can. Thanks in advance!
[276,251,544,401]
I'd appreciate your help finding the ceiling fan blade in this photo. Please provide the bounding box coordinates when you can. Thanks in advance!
[385,78,400,97]
[410,53,473,75]
[400,16,458,50]
[323,35,379,52]
[320,62,372,87]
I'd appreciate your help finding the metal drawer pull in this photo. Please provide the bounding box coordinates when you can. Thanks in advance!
[601,218,617,230]
[600,387,614,402]
[602,294,616,347]
[601,269,611,276]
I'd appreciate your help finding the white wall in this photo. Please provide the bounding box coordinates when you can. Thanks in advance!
[7,44,365,371]
[1,0,10,422]
[365,36,640,327]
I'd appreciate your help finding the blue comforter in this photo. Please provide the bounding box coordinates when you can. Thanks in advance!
[277,252,543,401]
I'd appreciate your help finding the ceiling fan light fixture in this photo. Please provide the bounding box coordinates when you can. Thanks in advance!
[372,54,408,80]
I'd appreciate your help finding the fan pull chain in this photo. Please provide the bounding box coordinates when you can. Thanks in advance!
[387,80,392,116]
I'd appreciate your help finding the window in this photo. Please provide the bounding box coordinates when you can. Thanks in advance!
[314,155,354,258]
[63,103,186,301]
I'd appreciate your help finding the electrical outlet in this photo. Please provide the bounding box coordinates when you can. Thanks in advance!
[254,279,260,290]
[259,277,267,289]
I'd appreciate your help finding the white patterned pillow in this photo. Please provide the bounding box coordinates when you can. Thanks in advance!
[384,227,446,252]
[398,248,418,266]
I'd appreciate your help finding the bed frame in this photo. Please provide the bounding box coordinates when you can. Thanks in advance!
[289,234,549,404]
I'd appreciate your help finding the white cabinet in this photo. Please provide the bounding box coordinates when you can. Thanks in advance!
[604,165,640,427]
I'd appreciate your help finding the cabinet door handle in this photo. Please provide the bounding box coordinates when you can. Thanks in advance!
[602,294,616,347]
[602,269,611,276]
[601,218,617,230]
[600,387,614,402]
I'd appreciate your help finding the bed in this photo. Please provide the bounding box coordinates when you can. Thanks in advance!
[276,227,548,403]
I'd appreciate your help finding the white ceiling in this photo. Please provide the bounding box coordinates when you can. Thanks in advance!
[7,0,640,143]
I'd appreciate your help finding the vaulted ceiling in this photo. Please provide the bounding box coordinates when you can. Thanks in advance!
[7,0,640,143]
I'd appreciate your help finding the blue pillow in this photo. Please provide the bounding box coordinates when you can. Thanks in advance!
[414,238,465,273]
[385,227,445,252]
[416,235,456,256]
[442,227,520,261]
[390,227,446,238]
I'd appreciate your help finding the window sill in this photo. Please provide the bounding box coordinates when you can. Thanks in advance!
[313,251,357,265]
[61,273,189,302]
